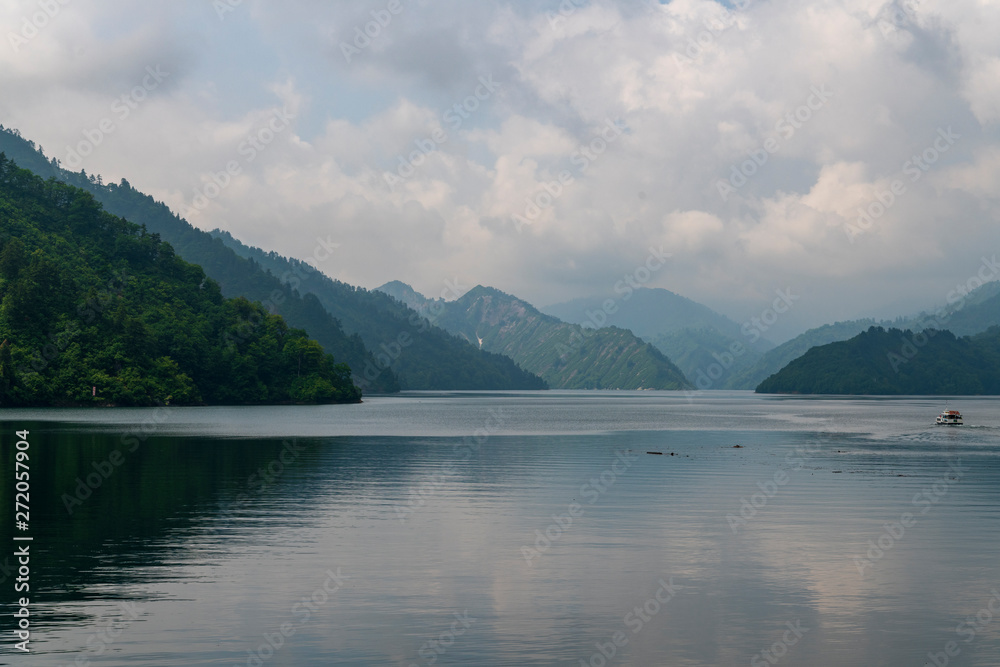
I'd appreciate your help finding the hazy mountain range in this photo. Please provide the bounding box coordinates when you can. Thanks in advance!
[757,326,1000,395]
[377,282,689,390]
[3,123,1000,396]
[0,155,360,406]
[542,288,775,389]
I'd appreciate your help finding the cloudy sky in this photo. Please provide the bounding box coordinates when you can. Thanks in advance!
[2,0,999,340]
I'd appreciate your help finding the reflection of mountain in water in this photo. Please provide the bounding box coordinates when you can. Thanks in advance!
[0,424,350,632]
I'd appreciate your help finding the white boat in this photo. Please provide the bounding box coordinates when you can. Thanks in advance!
[935,409,963,426]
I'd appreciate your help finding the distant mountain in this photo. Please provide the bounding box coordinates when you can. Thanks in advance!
[379,283,690,390]
[0,154,360,406]
[0,125,545,392]
[900,280,1000,337]
[731,279,1000,390]
[542,287,750,339]
[210,233,547,391]
[543,287,773,386]
[377,280,431,313]
[648,328,760,389]
[0,125,397,392]
[756,326,1000,395]
[725,319,880,390]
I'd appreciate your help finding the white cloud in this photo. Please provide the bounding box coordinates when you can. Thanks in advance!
[1,0,999,338]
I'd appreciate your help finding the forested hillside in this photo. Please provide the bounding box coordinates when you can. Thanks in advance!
[756,326,1000,395]
[384,284,691,390]
[0,125,545,392]
[211,232,547,390]
[0,125,397,392]
[0,154,360,406]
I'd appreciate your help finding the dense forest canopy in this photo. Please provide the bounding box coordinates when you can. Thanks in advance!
[0,124,547,392]
[0,153,360,406]
[756,326,1000,395]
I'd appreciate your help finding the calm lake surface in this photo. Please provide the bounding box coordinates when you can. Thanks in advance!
[2,391,1000,666]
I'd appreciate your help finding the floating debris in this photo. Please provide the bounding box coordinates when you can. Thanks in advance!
[647,451,663,455]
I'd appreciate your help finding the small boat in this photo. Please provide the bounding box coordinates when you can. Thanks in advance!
[935,409,963,426]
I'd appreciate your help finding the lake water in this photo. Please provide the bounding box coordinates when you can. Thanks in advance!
[2,391,1000,666]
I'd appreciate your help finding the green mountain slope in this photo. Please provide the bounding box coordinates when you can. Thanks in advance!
[210,232,546,391]
[901,281,1000,337]
[726,319,880,390]
[543,287,755,341]
[732,279,1000,389]
[0,154,360,406]
[649,327,761,389]
[0,125,544,392]
[382,284,690,390]
[543,287,772,386]
[0,125,398,392]
[756,326,1000,395]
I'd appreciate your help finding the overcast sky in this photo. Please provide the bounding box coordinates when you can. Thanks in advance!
[2,0,999,340]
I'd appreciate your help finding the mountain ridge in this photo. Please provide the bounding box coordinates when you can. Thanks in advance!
[0,125,546,392]
[0,153,360,406]
[377,282,691,390]
[210,232,547,391]
[543,287,774,387]
[756,325,1000,395]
